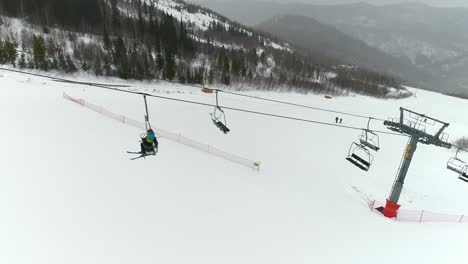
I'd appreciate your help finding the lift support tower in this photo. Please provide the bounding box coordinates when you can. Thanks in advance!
[383,108,452,218]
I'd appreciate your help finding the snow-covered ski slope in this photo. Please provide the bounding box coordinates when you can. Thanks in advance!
[1,69,468,263]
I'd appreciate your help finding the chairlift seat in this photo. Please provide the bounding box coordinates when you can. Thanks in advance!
[346,156,370,171]
[360,130,380,152]
[346,153,371,171]
[351,153,371,167]
[140,136,157,155]
[360,139,380,152]
[210,108,230,134]
[346,142,373,171]
[447,158,467,175]
[447,165,466,175]
[459,175,468,183]
[214,121,230,134]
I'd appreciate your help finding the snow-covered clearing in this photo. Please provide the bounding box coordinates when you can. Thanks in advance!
[136,0,290,51]
[1,69,468,263]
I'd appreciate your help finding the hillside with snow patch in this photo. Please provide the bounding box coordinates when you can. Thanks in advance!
[123,0,291,52]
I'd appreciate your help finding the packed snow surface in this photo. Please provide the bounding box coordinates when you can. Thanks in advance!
[1,69,468,263]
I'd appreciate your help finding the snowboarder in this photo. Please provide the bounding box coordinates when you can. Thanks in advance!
[140,129,158,155]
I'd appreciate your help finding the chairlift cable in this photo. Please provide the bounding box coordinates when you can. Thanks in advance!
[217,90,388,122]
[0,65,389,123]
[108,89,407,137]
[7,52,391,123]
[453,145,468,154]
[0,67,409,137]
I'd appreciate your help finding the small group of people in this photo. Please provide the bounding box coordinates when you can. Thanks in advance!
[141,129,158,155]
[335,117,343,124]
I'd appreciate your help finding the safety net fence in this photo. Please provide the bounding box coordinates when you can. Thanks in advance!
[368,200,468,223]
[63,92,261,169]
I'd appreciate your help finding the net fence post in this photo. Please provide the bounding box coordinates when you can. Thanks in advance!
[460,215,464,223]
[419,210,424,223]
[369,200,375,212]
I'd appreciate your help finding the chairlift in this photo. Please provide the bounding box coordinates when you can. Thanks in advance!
[447,148,467,175]
[209,89,230,134]
[459,173,468,182]
[346,142,374,172]
[128,95,158,159]
[360,130,380,151]
[360,118,380,152]
[211,106,230,134]
[140,132,158,155]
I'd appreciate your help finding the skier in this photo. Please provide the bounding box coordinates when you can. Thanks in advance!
[339,118,343,124]
[335,117,339,123]
[140,129,158,155]
[128,95,159,160]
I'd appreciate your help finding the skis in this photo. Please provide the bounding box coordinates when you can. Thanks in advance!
[127,151,144,154]
[127,151,147,160]
[127,151,156,160]
[131,154,148,160]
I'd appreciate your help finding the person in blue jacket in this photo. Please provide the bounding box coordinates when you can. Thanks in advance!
[141,129,158,154]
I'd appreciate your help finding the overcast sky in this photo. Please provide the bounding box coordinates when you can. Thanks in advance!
[193,0,468,8]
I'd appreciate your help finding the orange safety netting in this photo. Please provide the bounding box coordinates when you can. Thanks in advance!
[63,92,261,169]
[368,200,467,223]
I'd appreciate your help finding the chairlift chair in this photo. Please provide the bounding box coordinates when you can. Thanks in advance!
[359,118,380,152]
[459,172,468,183]
[346,142,374,172]
[447,158,467,175]
[210,106,230,134]
[141,95,158,155]
[128,95,158,159]
[360,130,380,152]
[208,89,230,134]
[447,148,467,175]
[140,133,157,155]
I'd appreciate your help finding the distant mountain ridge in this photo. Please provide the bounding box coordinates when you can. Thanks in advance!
[256,14,428,87]
[198,0,468,95]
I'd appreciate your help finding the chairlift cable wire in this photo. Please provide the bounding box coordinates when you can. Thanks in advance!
[5,52,391,122]
[0,66,409,137]
[105,88,408,136]
[217,90,387,122]
[452,145,468,154]
[63,81,408,137]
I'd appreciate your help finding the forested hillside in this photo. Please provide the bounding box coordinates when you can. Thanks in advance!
[0,0,406,98]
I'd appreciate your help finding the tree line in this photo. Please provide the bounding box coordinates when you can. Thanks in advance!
[0,0,405,98]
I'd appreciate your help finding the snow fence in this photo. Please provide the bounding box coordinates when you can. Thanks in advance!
[368,200,468,223]
[63,93,261,169]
